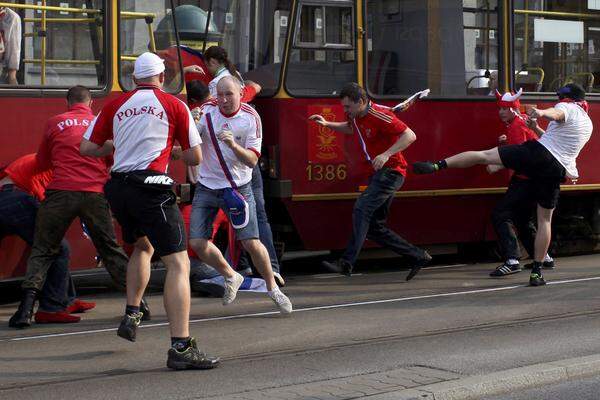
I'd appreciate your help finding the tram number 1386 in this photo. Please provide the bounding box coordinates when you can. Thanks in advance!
[306,163,347,181]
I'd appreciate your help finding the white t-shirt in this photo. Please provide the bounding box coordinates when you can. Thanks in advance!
[196,101,262,189]
[0,8,22,71]
[538,102,593,179]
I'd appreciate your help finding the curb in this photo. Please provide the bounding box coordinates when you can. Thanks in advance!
[363,354,600,400]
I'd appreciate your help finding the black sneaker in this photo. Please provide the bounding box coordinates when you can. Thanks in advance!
[140,298,151,321]
[321,259,353,276]
[529,273,547,287]
[167,338,220,370]
[524,261,555,270]
[406,253,432,281]
[117,312,143,342]
[490,262,522,277]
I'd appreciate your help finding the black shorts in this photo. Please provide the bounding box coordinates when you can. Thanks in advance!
[104,175,186,257]
[498,140,566,209]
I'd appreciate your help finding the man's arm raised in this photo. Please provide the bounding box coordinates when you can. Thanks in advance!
[308,114,353,135]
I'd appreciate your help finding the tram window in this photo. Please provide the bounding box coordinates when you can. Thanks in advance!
[168,1,291,97]
[0,1,106,88]
[286,2,356,96]
[119,0,183,93]
[366,0,499,97]
[514,1,600,93]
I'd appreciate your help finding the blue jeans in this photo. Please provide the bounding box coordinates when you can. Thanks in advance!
[236,166,281,273]
[342,168,427,266]
[0,185,75,312]
[190,182,259,241]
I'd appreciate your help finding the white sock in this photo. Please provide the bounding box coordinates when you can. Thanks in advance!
[506,259,519,265]
[543,254,553,262]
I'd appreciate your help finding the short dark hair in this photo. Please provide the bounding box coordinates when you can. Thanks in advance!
[186,80,210,103]
[339,82,367,103]
[67,85,91,104]
[557,83,586,101]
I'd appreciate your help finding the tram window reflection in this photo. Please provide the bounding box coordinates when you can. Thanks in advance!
[366,0,499,97]
[0,1,106,88]
[514,0,600,93]
[286,3,356,96]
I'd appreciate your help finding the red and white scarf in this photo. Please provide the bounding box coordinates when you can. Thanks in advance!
[560,98,589,113]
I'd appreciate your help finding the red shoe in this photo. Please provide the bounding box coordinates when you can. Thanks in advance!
[34,311,81,324]
[66,299,96,313]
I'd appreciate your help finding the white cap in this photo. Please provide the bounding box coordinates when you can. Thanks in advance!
[133,52,165,79]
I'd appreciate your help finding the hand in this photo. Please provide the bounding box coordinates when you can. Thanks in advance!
[308,114,328,127]
[526,105,543,119]
[486,164,503,174]
[526,117,539,130]
[498,134,507,144]
[191,107,203,123]
[218,130,235,148]
[372,153,390,171]
[183,64,206,75]
[171,146,183,160]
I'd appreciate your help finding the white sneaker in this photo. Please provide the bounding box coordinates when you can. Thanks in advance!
[273,272,285,287]
[268,288,293,314]
[223,272,244,305]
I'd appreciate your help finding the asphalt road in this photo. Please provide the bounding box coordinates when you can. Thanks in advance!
[1,254,600,399]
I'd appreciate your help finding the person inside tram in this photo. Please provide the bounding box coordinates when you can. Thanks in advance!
[0,6,22,85]
[487,70,499,96]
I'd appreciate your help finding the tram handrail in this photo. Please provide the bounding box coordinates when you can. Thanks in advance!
[7,1,158,84]
[0,2,100,14]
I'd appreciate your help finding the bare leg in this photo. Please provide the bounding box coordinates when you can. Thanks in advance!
[534,205,554,263]
[241,239,276,291]
[161,250,191,338]
[445,148,503,168]
[189,238,237,279]
[126,237,153,308]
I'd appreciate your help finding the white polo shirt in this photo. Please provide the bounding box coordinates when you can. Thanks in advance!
[196,100,262,189]
[538,102,593,179]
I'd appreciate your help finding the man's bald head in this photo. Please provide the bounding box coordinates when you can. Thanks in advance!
[216,76,243,115]
[217,75,242,92]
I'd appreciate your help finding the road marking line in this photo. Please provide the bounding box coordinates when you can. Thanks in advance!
[4,275,600,342]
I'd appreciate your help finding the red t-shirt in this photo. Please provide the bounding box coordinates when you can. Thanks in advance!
[504,115,538,146]
[36,104,111,193]
[351,102,409,176]
[3,153,53,201]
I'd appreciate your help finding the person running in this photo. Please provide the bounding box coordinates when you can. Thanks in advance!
[188,76,292,313]
[310,82,431,279]
[488,89,554,277]
[81,52,219,370]
[413,83,593,286]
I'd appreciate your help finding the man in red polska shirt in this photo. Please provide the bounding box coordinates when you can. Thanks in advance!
[9,86,130,329]
[309,82,431,280]
[488,90,554,278]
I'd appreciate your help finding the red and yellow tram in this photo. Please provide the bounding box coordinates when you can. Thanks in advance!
[1,0,599,280]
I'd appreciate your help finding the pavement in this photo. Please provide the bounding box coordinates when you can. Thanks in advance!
[1,254,600,399]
